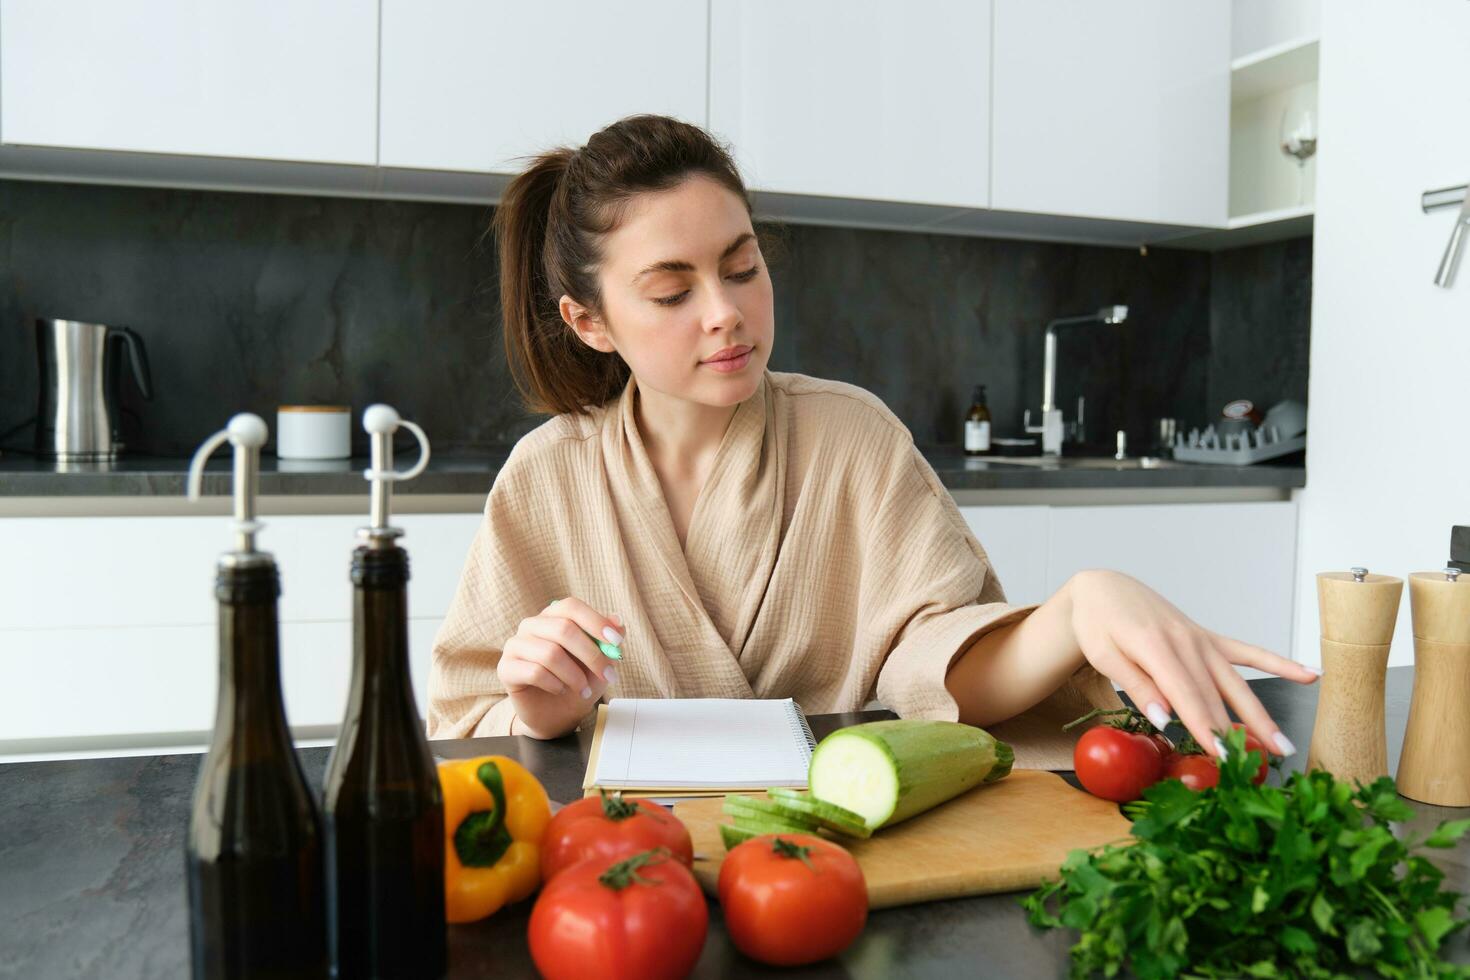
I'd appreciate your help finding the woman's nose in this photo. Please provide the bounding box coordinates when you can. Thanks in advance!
[701,284,743,333]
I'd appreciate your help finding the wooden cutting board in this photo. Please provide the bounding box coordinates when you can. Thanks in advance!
[673,770,1133,909]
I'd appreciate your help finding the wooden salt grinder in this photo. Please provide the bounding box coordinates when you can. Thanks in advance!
[1306,567,1403,785]
[1396,567,1470,806]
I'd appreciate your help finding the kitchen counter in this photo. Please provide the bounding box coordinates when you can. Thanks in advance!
[1,668,1465,979]
[0,446,1304,499]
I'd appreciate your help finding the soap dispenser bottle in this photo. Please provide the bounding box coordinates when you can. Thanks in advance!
[1305,566,1403,785]
[184,414,328,980]
[1395,567,1470,806]
[323,405,446,979]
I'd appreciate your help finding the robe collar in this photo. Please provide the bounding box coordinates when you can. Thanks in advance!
[599,370,785,693]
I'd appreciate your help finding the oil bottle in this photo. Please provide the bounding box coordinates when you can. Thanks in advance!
[323,405,446,978]
[184,413,328,979]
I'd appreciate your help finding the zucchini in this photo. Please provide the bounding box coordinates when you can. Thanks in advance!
[807,719,1013,831]
[763,789,872,839]
[719,824,760,850]
[721,798,818,834]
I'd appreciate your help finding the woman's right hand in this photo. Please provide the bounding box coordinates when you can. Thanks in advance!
[498,596,624,739]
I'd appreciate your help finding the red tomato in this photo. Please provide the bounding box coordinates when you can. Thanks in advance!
[1073,725,1168,802]
[1232,725,1271,786]
[1165,753,1220,791]
[529,848,708,980]
[540,792,693,882]
[1147,732,1176,765]
[1163,725,1270,791]
[717,834,868,967]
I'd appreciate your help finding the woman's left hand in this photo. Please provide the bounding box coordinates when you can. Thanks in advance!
[1066,569,1319,760]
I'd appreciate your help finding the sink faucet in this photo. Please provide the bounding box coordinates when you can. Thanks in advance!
[1024,305,1129,455]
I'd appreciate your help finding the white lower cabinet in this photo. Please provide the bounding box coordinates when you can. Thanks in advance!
[958,506,1051,607]
[1,513,482,755]
[2,499,1298,755]
[960,500,1300,656]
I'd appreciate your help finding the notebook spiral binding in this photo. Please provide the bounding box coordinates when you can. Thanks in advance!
[789,701,818,760]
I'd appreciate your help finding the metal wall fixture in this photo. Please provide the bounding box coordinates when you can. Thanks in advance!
[1422,183,1470,288]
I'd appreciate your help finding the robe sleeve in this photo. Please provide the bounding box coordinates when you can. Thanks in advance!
[425,444,598,740]
[867,443,1124,769]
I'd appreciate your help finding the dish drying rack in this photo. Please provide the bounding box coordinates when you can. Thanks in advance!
[1170,424,1306,465]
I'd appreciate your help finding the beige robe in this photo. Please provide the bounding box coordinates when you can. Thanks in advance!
[427,371,1122,769]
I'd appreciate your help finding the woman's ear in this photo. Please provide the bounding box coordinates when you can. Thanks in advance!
[559,295,616,354]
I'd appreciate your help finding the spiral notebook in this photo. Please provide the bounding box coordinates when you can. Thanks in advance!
[582,698,817,801]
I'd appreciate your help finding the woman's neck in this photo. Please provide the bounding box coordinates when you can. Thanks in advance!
[634,383,739,480]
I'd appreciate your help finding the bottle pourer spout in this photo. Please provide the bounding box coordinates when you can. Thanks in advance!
[186,413,269,555]
[361,404,431,545]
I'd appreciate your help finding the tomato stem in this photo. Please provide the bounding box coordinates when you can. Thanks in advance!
[1063,707,1139,732]
[598,789,643,822]
[770,836,817,872]
[597,847,671,891]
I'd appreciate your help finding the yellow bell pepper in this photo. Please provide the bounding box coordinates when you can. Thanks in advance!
[439,754,551,923]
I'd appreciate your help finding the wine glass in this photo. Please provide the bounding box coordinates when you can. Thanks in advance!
[1279,107,1318,207]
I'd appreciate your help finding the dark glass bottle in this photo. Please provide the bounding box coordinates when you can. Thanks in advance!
[186,560,328,980]
[324,544,447,979]
[964,384,993,456]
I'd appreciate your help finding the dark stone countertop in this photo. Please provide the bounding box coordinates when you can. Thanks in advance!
[1,668,1465,979]
[0,446,1304,497]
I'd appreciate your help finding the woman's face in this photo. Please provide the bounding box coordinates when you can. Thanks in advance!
[562,175,774,410]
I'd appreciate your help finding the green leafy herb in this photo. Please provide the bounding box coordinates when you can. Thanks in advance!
[1021,726,1470,978]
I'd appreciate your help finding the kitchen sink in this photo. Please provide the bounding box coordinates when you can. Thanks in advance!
[981,455,1186,470]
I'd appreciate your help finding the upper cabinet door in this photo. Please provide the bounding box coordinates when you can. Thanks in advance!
[0,0,378,165]
[379,0,707,173]
[709,0,990,208]
[991,0,1230,227]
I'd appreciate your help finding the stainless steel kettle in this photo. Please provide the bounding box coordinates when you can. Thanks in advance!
[36,318,153,459]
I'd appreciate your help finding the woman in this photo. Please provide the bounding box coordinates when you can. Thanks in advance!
[427,114,1317,766]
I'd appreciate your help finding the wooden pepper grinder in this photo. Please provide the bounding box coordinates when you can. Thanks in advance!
[1306,566,1403,784]
[1396,567,1470,805]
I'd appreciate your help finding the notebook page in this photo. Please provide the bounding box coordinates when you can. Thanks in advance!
[592,698,812,789]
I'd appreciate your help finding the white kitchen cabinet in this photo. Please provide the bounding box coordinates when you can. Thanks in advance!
[958,506,1050,607]
[0,513,482,750]
[709,0,991,208]
[379,0,707,173]
[1046,502,1298,654]
[0,0,378,165]
[990,0,1231,227]
[960,500,1298,655]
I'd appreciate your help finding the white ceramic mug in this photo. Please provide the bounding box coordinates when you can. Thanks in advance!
[276,405,351,459]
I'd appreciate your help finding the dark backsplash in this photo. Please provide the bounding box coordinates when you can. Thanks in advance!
[0,179,1311,457]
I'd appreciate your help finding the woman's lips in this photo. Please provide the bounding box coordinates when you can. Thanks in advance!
[701,348,753,373]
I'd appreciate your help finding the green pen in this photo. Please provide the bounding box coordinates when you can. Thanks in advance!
[550,599,623,661]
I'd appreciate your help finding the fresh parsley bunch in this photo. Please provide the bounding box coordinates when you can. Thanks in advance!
[1022,725,1470,978]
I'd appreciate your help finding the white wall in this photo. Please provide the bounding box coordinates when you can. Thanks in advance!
[1231,0,1319,58]
[1293,1,1470,668]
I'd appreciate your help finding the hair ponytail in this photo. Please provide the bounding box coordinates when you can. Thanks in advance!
[491,115,753,416]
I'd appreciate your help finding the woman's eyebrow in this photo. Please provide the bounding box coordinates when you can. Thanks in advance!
[630,232,755,285]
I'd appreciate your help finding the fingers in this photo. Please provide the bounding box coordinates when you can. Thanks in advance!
[1180,632,1233,738]
[1076,628,1174,732]
[546,597,625,659]
[522,614,611,685]
[1125,630,1234,759]
[1209,630,1321,685]
[1202,641,1295,757]
[501,635,586,694]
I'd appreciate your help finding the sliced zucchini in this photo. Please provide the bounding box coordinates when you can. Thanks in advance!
[719,823,760,850]
[722,796,826,830]
[721,798,819,834]
[807,719,1013,832]
[763,789,872,839]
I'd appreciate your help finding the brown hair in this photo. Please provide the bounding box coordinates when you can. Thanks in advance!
[492,114,754,416]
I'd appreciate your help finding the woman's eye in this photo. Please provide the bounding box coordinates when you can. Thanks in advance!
[651,268,757,307]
